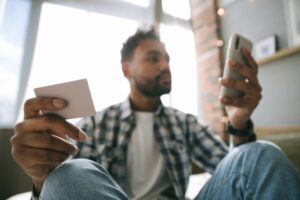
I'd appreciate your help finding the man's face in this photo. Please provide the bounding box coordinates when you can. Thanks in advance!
[126,39,172,97]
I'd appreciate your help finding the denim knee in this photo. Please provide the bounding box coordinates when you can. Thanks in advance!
[236,140,282,156]
[229,140,298,174]
[196,141,300,200]
[45,158,107,184]
[40,158,128,200]
[233,140,300,199]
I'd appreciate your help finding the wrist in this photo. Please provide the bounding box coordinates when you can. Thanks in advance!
[230,120,248,129]
[226,119,254,137]
[32,179,43,194]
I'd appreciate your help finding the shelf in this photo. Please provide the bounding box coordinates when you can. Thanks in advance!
[257,45,300,66]
[255,126,300,137]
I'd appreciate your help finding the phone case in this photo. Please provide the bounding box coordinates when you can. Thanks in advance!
[220,33,253,97]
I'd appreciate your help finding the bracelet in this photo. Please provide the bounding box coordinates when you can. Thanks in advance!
[226,119,255,137]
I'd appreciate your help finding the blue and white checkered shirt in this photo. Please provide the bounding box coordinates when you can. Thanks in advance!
[76,98,228,199]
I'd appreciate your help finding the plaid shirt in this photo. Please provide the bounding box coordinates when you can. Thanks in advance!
[75,98,228,199]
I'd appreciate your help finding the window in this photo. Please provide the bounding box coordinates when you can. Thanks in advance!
[162,0,191,20]
[16,0,199,124]
[0,0,31,127]
[120,0,149,7]
[19,2,137,122]
[160,24,198,115]
[0,35,20,126]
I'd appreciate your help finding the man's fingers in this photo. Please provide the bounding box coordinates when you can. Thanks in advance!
[12,145,70,168]
[26,163,58,182]
[15,115,86,141]
[241,48,258,73]
[219,95,242,107]
[228,60,262,91]
[219,78,250,94]
[219,78,262,103]
[24,97,67,119]
[19,133,79,155]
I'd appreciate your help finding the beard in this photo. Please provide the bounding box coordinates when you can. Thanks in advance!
[135,71,171,97]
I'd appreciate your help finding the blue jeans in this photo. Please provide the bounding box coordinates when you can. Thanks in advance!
[40,141,300,200]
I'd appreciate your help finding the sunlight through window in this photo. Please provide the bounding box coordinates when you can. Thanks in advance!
[120,0,149,7]
[18,1,198,122]
[160,24,198,116]
[19,3,138,121]
[162,0,191,20]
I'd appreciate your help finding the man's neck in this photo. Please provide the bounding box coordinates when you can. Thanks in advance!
[129,94,161,112]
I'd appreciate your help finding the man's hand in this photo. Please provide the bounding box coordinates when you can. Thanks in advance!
[10,97,86,192]
[219,48,262,129]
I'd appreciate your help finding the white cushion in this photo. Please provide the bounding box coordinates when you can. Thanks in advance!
[7,191,31,200]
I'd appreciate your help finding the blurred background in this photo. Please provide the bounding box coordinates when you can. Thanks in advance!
[0,0,299,199]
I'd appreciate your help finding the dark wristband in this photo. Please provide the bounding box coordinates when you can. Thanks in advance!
[226,119,255,137]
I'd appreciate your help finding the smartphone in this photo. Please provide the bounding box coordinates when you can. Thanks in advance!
[220,33,253,97]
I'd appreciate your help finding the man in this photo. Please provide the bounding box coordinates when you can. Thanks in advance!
[11,29,300,200]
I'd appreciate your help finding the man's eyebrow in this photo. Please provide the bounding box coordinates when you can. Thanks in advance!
[146,50,160,55]
[146,50,170,61]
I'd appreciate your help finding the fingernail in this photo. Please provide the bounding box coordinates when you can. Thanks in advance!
[53,99,66,108]
[219,95,225,103]
[229,60,236,65]
[222,79,229,84]
[221,96,228,102]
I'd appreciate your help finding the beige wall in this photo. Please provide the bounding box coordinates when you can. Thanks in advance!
[0,129,31,199]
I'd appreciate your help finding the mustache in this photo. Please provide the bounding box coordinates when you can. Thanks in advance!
[156,69,171,81]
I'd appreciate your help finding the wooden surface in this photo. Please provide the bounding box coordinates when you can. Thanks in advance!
[255,126,300,137]
[257,45,300,66]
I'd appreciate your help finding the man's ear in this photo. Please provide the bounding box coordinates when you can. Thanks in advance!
[122,62,130,78]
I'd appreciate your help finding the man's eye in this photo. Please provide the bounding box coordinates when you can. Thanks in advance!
[148,56,159,63]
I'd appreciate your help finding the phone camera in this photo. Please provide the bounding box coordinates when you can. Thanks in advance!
[235,36,240,49]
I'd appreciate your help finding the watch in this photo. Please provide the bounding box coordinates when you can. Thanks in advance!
[226,119,255,137]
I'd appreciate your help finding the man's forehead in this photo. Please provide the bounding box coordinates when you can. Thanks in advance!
[136,39,166,53]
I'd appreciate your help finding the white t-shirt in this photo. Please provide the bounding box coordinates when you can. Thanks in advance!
[123,112,172,200]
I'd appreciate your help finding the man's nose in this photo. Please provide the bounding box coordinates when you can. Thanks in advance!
[159,58,169,71]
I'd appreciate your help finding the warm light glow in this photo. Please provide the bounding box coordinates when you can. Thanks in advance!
[217,8,225,16]
[216,39,224,47]
[18,3,137,122]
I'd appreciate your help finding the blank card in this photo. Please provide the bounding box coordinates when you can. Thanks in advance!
[34,79,96,119]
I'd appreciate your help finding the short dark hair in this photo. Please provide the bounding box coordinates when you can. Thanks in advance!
[121,28,160,63]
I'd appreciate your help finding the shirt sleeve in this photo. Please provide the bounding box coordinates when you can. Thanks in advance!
[186,114,228,173]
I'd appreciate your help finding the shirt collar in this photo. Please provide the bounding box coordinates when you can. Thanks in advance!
[120,97,165,120]
[120,97,132,119]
